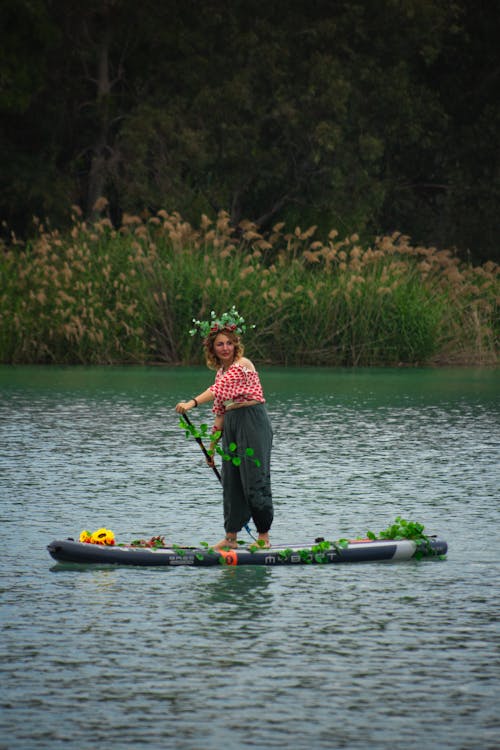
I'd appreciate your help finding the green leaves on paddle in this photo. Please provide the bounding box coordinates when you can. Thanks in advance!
[178,415,261,468]
[179,416,211,442]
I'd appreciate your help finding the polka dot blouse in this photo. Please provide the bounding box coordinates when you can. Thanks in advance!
[210,362,265,416]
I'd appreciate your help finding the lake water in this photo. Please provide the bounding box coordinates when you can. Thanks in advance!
[1,365,499,749]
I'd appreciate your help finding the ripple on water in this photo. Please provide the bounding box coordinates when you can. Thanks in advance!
[1,366,499,749]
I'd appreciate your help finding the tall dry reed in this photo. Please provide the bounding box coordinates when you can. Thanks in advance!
[0,206,498,365]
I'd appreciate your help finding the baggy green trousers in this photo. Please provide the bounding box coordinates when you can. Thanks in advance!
[221,403,273,534]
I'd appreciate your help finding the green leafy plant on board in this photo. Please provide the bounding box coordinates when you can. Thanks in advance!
[197,541,217,560]
[118,516,443,562]
[269,538,350,564]
[129,534,166,548]
[178,416,261,468]
[366,516,427,542]
[246,518,440,563]
[366,516,434,558]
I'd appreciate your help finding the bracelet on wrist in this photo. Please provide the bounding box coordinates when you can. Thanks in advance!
[192,398,198,407]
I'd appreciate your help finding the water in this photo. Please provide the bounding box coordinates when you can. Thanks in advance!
[1,365,499,750]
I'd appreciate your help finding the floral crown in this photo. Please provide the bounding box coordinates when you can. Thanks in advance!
[189,306,254,340]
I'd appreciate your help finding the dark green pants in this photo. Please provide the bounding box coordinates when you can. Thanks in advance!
[222,403,273,534]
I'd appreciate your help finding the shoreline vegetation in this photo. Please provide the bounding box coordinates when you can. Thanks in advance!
[1,204,498,367]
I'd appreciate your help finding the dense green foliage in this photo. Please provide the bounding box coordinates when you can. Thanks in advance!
[1,210,497,365]
[1,0,499,262]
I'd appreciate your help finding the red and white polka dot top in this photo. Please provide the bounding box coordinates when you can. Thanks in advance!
[210,361,265,416]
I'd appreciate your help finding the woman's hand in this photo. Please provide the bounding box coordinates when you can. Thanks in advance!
[207,437,219,468]
[175,401,192,414]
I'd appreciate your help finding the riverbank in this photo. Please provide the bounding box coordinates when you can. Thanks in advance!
[1,209,498,366]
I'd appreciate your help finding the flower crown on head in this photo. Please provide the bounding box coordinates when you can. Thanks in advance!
[189,305,254,340]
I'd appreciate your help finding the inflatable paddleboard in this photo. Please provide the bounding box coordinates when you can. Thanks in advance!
[47,536,447,567]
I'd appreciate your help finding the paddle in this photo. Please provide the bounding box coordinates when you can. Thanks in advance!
[181,412,222,483]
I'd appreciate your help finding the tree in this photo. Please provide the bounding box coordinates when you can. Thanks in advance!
[1,0,498,262]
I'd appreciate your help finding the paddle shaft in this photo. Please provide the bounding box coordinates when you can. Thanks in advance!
[182,412,222,483]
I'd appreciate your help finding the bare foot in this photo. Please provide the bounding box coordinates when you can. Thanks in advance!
[213,536,238,550]
[256,533,270,548]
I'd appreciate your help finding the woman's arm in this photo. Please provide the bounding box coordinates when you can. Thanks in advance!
[175,387,214,414]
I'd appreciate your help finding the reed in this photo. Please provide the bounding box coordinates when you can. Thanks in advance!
[0,208,498,365]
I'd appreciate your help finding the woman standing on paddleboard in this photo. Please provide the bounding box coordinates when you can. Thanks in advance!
[175,307,273,550]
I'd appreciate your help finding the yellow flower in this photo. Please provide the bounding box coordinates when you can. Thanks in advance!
[79,530,92,543]
[91,528,115,545]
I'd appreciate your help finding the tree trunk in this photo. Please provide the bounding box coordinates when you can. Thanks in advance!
[86,28,112,217]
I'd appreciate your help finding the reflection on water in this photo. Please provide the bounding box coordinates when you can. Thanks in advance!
[204,566,272,609]
[1,365,499,749]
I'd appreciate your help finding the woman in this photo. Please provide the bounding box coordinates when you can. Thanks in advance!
[175,307,273,550]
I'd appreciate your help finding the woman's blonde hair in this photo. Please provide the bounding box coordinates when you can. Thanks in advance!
[204,329,244,369]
